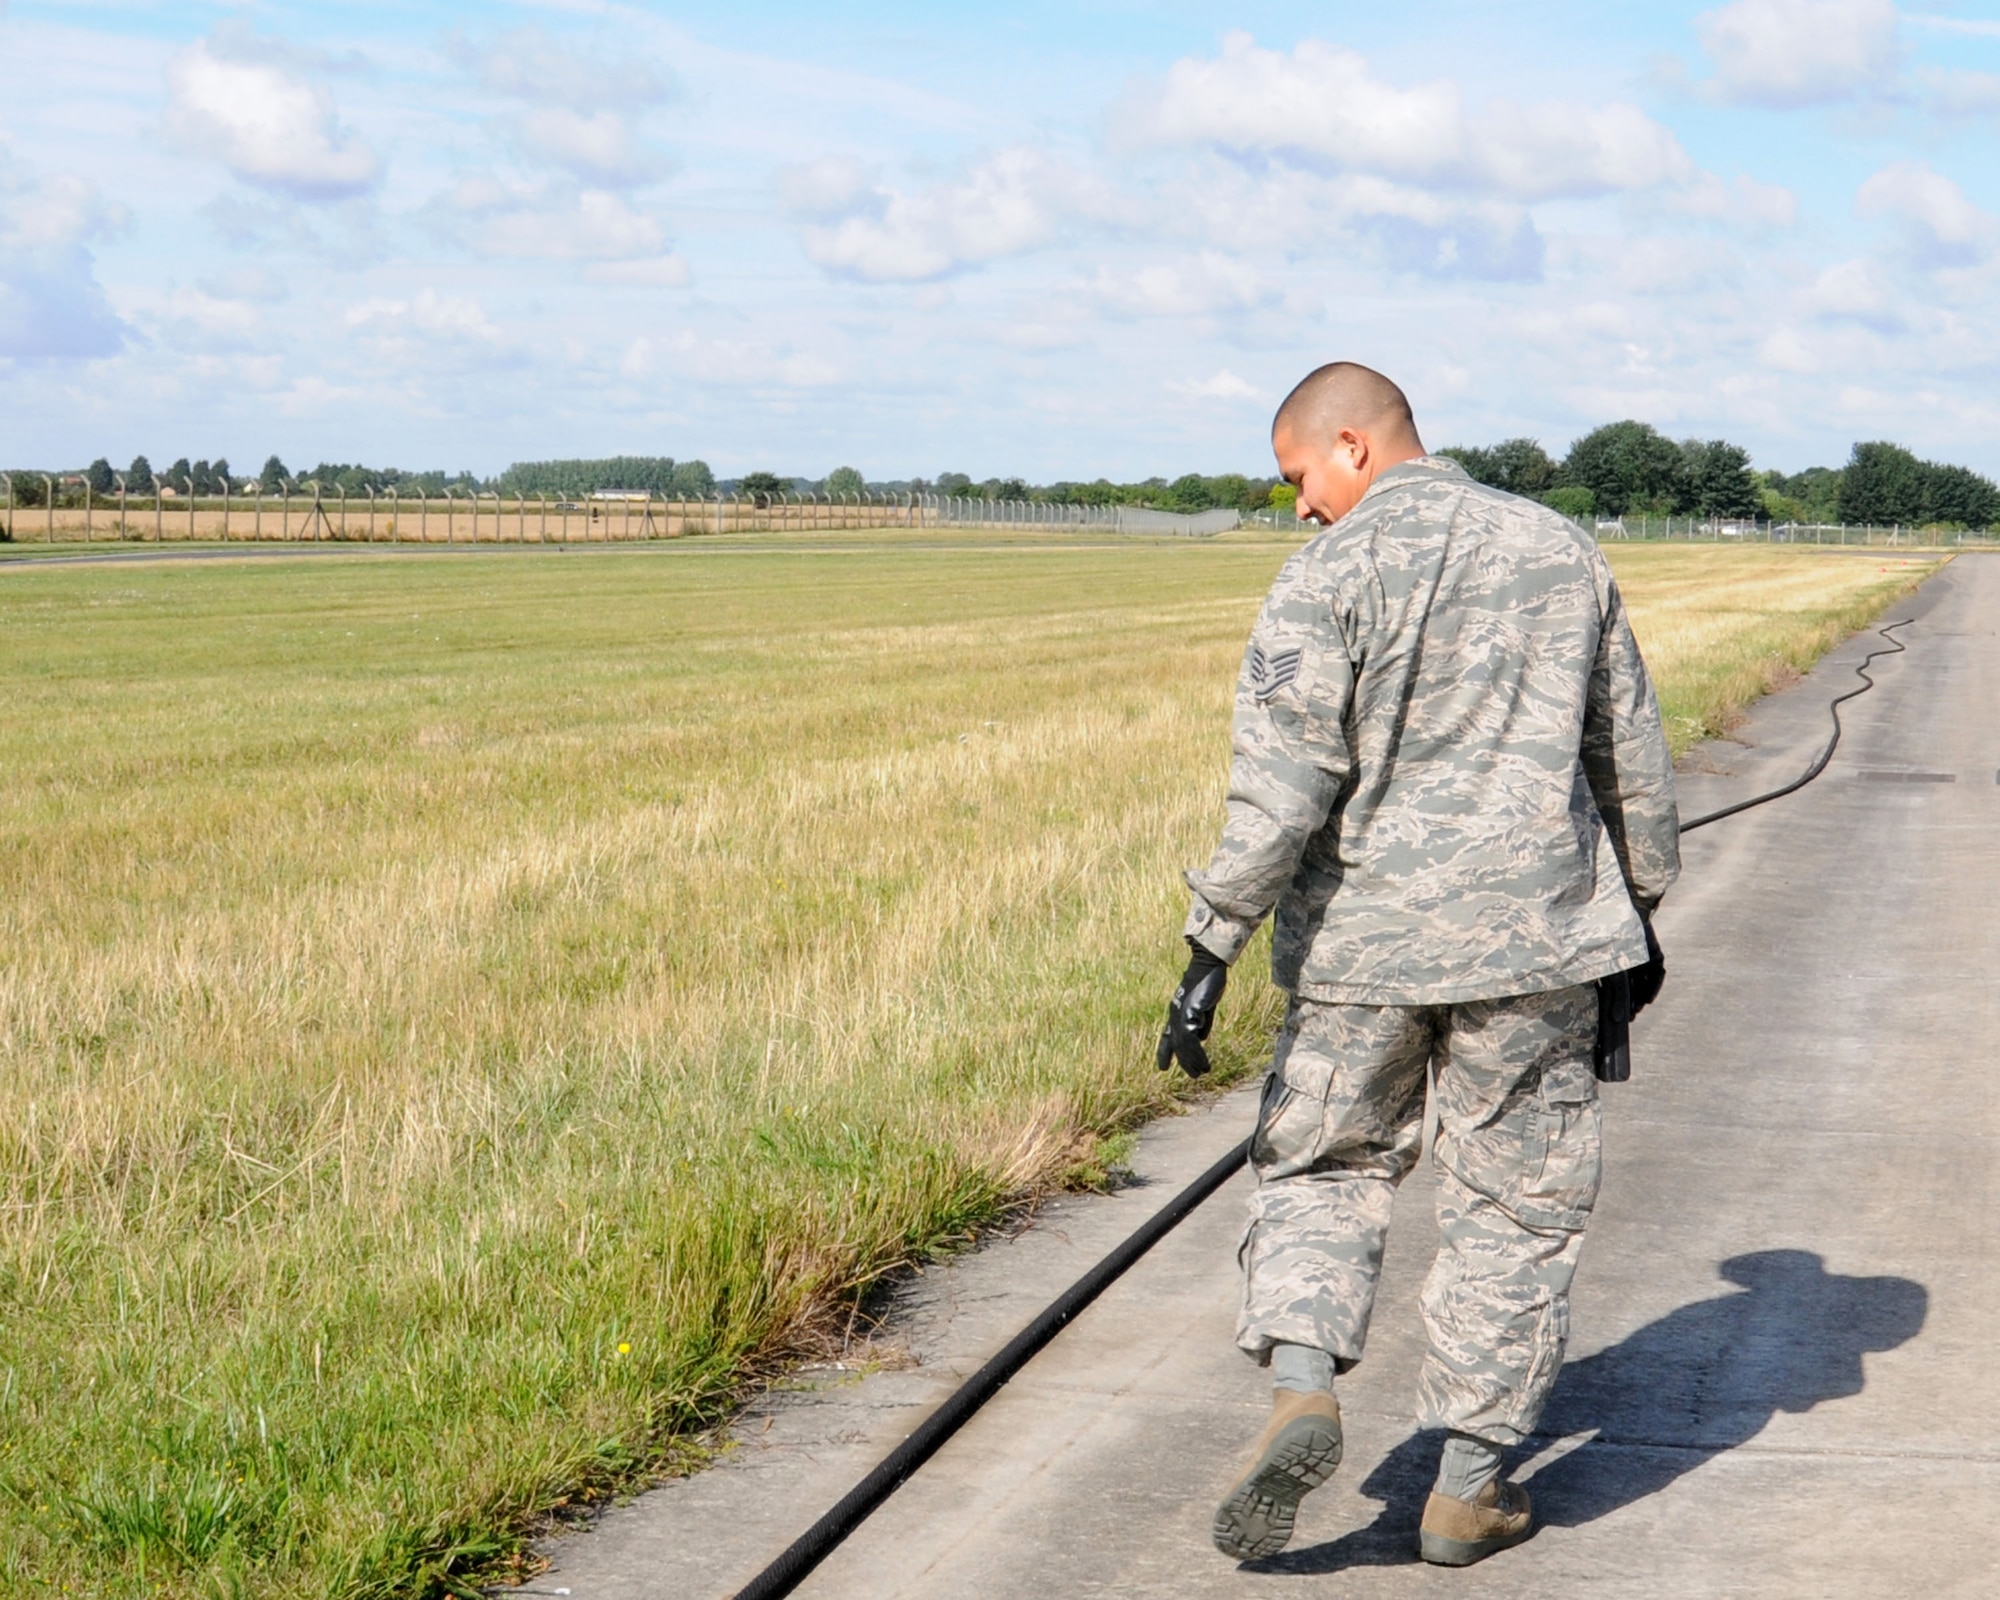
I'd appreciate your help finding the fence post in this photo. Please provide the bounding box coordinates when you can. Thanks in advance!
[221,478,231,542]
[44,475,55,542]
[117,474,127,540]
[0,473,9,542]
[155,480,163,542]
[280,480,290,542]
[366,485,377,542]
[182,477,195,541]
[85,478,94,542]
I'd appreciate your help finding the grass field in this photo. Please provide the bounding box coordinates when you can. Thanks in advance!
[0,534,1936,1597]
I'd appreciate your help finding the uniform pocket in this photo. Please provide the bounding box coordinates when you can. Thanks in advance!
[1515,1062,1602,1231]
[1250,1050,1330,1178]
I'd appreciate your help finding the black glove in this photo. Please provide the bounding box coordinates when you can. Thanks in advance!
[1629,918,1665,1016]
[1157,942,1228,1078]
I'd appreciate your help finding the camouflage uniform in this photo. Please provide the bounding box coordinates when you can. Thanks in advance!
[1185,456,1678,1444]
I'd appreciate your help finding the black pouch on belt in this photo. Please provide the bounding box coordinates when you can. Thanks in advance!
[1594,968,1633,1083]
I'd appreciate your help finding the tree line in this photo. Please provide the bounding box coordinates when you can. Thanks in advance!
[10,429,1997,529]
[1440,422,2000,530]
[495,456,716,499]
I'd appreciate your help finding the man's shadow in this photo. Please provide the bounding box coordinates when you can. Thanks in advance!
[1256,1250,1927,1573]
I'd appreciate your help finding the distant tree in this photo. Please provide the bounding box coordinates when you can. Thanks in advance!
[260,455,290,493]
[1268,483,1298,511]
[1679,439,1761,519]
[935,472,972,495]
[166,457,192,494]
[670,459,715,498]
[1438,445,1499,487]
[1559,422,1686,516]
[1490,438,1557,495]
[1838,442,1926,526]
[985,477,1029,501]
[86,458,116,495]
[1921,461,2000,529]
[738,470,785,507]
[1786,466,1843,521]
[7,475,47,508]
[1164,473,1218,512]
[824,465,866,497]
[1758,477,1806,524]
[1440,438,1556,497]
[1544,485,1596,522]
[212,457,232,492]
[498,456,679,498]
[127,455,156,495]
[189,459,215,495]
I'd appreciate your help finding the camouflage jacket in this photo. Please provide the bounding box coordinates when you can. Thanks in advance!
[1184,456,1679,1004]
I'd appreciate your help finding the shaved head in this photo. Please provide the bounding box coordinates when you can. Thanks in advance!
[1269,362,1427,527]
[1272,362,1421,453]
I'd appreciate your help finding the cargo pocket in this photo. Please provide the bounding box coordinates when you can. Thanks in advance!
[1515,1060,1602,1231]
[1250,1034,1334,1178]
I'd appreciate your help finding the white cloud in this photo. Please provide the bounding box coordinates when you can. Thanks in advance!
[462,26,675,112]
[1085,252,1277,318]
[777,156,871,221]
[1804,257,1904,326]
[1857,161,1996,266]
[1169,369,1261,402]
[166,40,380,200]
[439,179,675,264]
[339,289,526,377]
[1694,0,1898,107]
[1673,172,1799,228]
[1919,68,2000,118]
[620,331,840,388]
[346,289,501,344]
[583,255,692,287]
[150,286,264,348]
[509,108,668,189]
[1124,34,1690,201]
[791,148,1116,282]
[0,156,128,360]
[1758,325,1824,374]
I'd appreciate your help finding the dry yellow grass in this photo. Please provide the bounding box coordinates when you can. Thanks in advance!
[0,535,1936,1596]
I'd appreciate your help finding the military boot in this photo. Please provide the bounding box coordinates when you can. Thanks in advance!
[1417,1477,1535,1566]
[1211,1390,1342,1561]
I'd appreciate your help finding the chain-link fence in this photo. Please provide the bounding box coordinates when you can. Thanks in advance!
[0,479,1252,545]
[1241,503,1997,548]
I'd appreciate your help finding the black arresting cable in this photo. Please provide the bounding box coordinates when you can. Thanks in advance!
[728,615,1914,1600]
[1677,618,1910,833]
[729,1140,1251,1600]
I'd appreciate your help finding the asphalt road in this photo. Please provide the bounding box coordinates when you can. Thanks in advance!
[523,555,1997,1600]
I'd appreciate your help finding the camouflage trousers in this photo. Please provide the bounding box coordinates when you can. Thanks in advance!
[1237,984,1601,1445]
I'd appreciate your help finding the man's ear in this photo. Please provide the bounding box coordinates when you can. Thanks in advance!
[1338,427,1370,470]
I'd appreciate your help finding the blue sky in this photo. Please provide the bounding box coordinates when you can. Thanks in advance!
[3,0,1999,481]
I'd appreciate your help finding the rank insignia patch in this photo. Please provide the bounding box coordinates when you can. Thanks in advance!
[1248,643,1303,701]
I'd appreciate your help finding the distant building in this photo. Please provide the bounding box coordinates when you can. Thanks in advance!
[587,490,652,502]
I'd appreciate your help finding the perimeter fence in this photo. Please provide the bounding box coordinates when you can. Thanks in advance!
[1242,504,1999,547]
[0,480,1242,545]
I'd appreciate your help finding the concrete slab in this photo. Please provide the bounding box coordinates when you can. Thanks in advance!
[521,556,2000,1599]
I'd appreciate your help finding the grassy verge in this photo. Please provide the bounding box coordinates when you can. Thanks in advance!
[0,538,1935,1596]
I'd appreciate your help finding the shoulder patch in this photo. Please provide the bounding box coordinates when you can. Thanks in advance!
[1248,642,1303,701]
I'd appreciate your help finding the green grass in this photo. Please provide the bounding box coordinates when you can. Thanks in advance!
[0,535,1934,1597]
